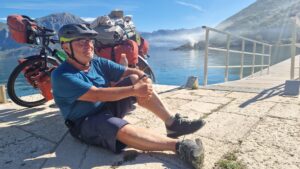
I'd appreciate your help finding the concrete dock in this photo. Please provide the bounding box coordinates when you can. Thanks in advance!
[0,57,299,169]
[206,56,300,93]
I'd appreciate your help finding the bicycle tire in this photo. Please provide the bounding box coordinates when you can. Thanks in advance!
[137,55,156,82]
[7,57,59,107]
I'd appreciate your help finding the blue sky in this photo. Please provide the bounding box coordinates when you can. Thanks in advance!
[0,0,256,32]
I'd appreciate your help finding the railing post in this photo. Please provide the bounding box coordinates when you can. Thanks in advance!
[268,45,272,74]
[290,19,297,80]
[225,35,231,82]
[261,44,265,75]
[299,54,300,79]
[0,85,7,103]
[252,43,256,76]
[203,27,209,86]
[240,40,245,79]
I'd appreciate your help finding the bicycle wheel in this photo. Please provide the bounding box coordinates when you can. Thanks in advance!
[137,55,156,82]
[7,57,59,107]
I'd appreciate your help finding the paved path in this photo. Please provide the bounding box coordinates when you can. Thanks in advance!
[0,84,299,169]
[206,56,300,93]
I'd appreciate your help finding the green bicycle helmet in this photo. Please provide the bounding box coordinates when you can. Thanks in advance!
[58,24,98,67]
[58,23,98,43]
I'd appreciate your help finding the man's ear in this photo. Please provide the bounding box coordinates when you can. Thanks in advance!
[61,43,71,55]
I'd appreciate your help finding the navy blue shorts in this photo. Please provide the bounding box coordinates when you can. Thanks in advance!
[67,77,136,153]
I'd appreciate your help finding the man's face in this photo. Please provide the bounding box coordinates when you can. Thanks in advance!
[63,38,95,63]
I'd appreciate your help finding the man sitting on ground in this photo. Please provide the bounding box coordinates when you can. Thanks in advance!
[51,23,206,169]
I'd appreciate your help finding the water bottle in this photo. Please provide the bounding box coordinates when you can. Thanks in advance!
[55,49,68,61]
[119,53,128,67]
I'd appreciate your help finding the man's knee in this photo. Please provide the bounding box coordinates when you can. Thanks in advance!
[117,124,134,139]
[129,74,139,84]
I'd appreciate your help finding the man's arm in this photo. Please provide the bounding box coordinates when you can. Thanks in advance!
[78,86,134,102]
[78,76,152,102]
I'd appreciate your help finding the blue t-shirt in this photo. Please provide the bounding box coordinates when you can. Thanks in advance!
[51,57,126,121]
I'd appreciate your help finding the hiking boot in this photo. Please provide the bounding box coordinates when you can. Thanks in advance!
[166,113,206,138]
[176,139,205,169]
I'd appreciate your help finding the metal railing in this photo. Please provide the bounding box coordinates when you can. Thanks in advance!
[203,26,272,86]
[275,43,300,80]
[273,20,300,80]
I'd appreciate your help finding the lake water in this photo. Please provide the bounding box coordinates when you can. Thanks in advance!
[147,46,292,86]
[0,45,292,89]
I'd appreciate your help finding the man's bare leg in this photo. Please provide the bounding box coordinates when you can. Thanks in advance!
[130,75,173,123]
[129,74,205,139]
[116,124,205,169]
[138,91,174,123]
[116,124,177,151]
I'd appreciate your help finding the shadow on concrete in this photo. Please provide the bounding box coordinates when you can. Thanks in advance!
[0,106,63,169]
[44,146,187,169]
[0,107,46,117]
[110,150,185,169]
[32,131,189,169]
[0,107,58,126]
[0,104,189,168]
[239,83,285,108]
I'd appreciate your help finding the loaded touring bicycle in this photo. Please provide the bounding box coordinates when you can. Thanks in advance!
[6,14,155,107]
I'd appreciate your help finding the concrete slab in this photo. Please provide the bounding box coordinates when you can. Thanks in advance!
[21,115,68,143]
[205,85,264,93]
[220,100,276,117]
[154,85,183,98]
[133,110,166,135]
[179,101,221,114]
[153,84,180,94]
[0,106,59,126]
[42,134,87,169]
[191,89,230,97]
[183,136,237,169]
[192,96,233,105]
[238,117,300,169]
[225,92,258,100]
[145,151,195,169]
[0,125,31,148]
[123,111,143,125]
[80,147,124,169]
[260,95,300,104]
[198,112,259,143]
[0,82,299,169]
[267,103,300,120]
[0,130,54,169]
[166,92,201,101]
[161,97,191,110]
[81,148,187,169]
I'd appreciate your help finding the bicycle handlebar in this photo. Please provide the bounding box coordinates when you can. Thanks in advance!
[43,27,55,33]
[50,39,60,44]
[35,26,56,37]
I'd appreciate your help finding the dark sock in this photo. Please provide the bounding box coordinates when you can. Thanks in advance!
[165,115,175,127]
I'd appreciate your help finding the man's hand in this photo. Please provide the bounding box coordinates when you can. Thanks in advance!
[133,76,153,98]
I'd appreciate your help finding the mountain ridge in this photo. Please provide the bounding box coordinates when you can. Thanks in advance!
[0,13,86,54]
[175,0,300,50]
